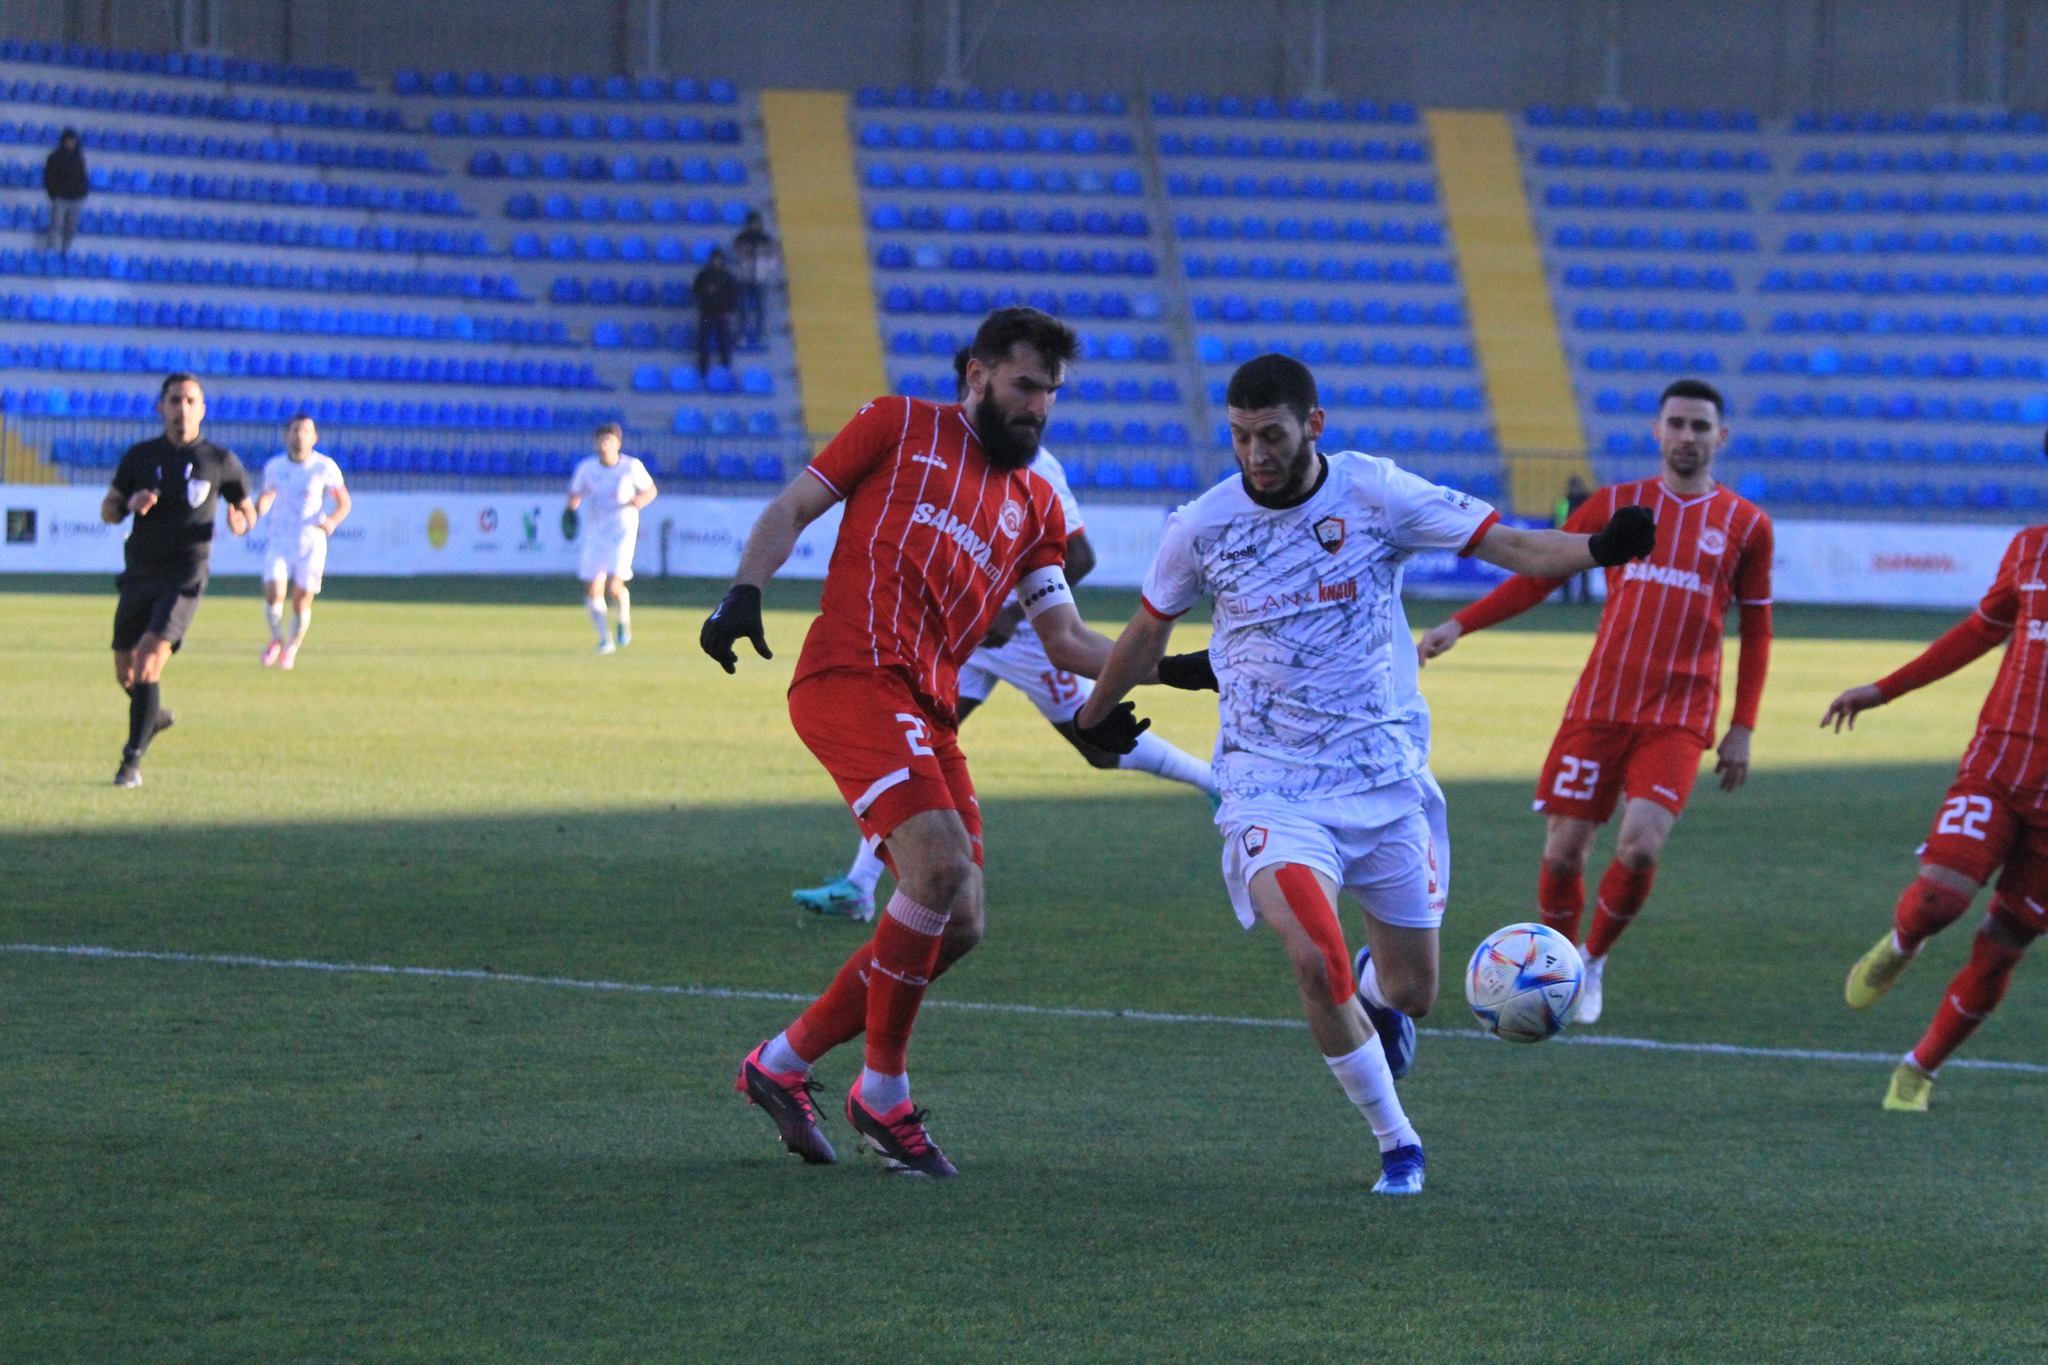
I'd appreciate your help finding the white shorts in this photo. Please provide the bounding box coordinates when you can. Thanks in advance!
[580,528,637,582]
[1219,772,1450,932]
[263,526,328,593]
[957,621,1093,723]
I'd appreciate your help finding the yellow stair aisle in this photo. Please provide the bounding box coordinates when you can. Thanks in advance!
[1426,109,1592,516]
[759,90,889,445]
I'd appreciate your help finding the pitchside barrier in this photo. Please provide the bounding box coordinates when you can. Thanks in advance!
[0,481,2013,606]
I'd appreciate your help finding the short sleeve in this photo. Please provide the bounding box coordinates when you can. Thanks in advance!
[808,397,906,499]
[110,445,143,496]
[1140,508,1204,619]
[219,452,250,504]
[1979,535,2025,627]
[1017,492,1069,576]
[1734,512,1774,605]
[324,456,346,491]
[1382,461,1498,556]
[568,460,589,497]
[260,457,282,495]
[631,458,654,493]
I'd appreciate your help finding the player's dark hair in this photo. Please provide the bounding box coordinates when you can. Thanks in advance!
[1225,352,1320,420]
[594,421,623,440]
[969,306,1078,376]
[287,412,314,427]
[951,347,971,396]
[159,371,202,399]
[1659,377,1724,418]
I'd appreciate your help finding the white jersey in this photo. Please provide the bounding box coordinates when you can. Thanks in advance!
[260,452,345,533]
[1141,451,1498,809]
[980,448,1085,651]
[570,455,655,540]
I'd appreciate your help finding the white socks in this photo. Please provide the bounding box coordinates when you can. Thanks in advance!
[1119,730,1216,793]
[1356,957,1391,1013]
[587,599,611,643]
[860,1067,910,1112]
[1326,1037,1419,1153]
[290,603,312,646]
[264,598,285,642]
[760,1031,809,1076]
[846,835,887,896]
[613,587,631,634]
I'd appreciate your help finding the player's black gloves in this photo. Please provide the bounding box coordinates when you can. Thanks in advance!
[700,584,771,674]
[1072,700,1151,755]
[1586,504,1657,567]
[1157,650,1218,691]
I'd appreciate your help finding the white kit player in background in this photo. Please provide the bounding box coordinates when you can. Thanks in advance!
[792,351,1217,921]
[566,421,657,654]
[1075,354,1657,1196]
[255,413,351,670]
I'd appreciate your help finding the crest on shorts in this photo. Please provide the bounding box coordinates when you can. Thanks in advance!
[998,499,1024,539]
[1311,515,1345,554]
[184,478,210,506]
[1242,826,1268,856]
[1698,527,1727,555]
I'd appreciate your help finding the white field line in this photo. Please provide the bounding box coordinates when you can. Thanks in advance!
[6,941,2046,1077]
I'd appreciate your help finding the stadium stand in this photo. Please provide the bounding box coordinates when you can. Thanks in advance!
[1528,103,2048,518]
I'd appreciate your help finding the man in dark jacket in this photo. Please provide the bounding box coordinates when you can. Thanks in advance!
[42,128,87,256]
[692,248,739,377]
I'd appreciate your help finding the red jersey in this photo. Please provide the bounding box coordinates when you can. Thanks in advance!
[1955,527,2048,803]
[1557,479,1773,741]
[793,396,1069,718]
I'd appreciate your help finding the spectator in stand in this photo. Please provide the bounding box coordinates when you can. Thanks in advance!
[693,248,739,377]
[1555,473,1594,603]
[42,128,87,256]
[731,211,778,347]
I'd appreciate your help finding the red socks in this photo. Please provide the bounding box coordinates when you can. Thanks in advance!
[1893,876,1974,953]
[785,940,873,1064]
[1274,863,1353,1006]
[1584,860,1656,960]
[863,890,949,1077]
[1911,908,2032,1072]
[1537,864,1587,944]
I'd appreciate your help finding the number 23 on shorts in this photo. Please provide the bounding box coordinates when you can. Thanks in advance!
[1553,754,1601,802]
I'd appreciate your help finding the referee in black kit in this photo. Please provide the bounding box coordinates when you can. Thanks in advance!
[100,373,254,787]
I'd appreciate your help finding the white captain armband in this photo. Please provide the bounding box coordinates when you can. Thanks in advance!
[1015,565,1075,620]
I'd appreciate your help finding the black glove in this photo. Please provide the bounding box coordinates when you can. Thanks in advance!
[1157,650,1218,691]
[1072,700,1151,755]
[1587,504,1656,567]
[700,584,771,674]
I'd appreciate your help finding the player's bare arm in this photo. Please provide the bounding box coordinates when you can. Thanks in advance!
[1071,608,1172,747]
[1715,725,1752,791]
[628,480,658,512]
[255,488,277,520]
[224,495,257,537]
[985,529,1095,648]
[103,486,156,522]
[701,470,838,672]
[319,483,353,536]
[564,491,582,511]
[1821,683,1888,733]
[1420,509,1658,665]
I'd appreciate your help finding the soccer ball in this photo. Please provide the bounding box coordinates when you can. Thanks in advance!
[1465,923,1584,1044]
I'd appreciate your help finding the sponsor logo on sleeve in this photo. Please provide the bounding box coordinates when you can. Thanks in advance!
[1311,515,1346,554]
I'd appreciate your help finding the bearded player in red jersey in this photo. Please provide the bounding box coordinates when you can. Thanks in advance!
[1414,379,1774,1023]
[699,307,1150,1176]
[1825,513,2048,1111]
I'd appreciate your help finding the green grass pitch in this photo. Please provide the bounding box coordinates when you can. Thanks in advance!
[2,574,2044,1363]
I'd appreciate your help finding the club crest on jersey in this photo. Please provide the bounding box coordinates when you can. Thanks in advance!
[998,499,1024,539]
[1311,516,1345,555]
[1242,826,1268,856]
[1699,527,1727,555]
[185,478,210,505]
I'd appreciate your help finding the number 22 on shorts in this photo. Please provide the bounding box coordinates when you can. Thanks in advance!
[1937,793,1993,840]
[1553,755,1601,802]
[896,712,935,757]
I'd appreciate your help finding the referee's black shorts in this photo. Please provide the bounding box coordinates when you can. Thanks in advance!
[112,571,206,652]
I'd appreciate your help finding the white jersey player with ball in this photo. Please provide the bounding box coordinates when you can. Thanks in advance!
[255,413,350,670]
[566,423,657,654]
[1076,353,1658,1196]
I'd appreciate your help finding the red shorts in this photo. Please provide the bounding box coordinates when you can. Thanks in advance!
[1918,777,2048,919]
[787,666,983,863]
[1534,721,1708,824]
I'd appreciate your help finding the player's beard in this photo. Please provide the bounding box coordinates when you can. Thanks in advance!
[1242,434,1322,509]
[972,390,1043,470]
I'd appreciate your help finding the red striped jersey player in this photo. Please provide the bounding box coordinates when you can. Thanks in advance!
[1415,379,1775,1024]
[1827,516,2048,1111]
[699,307,1145,1176]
